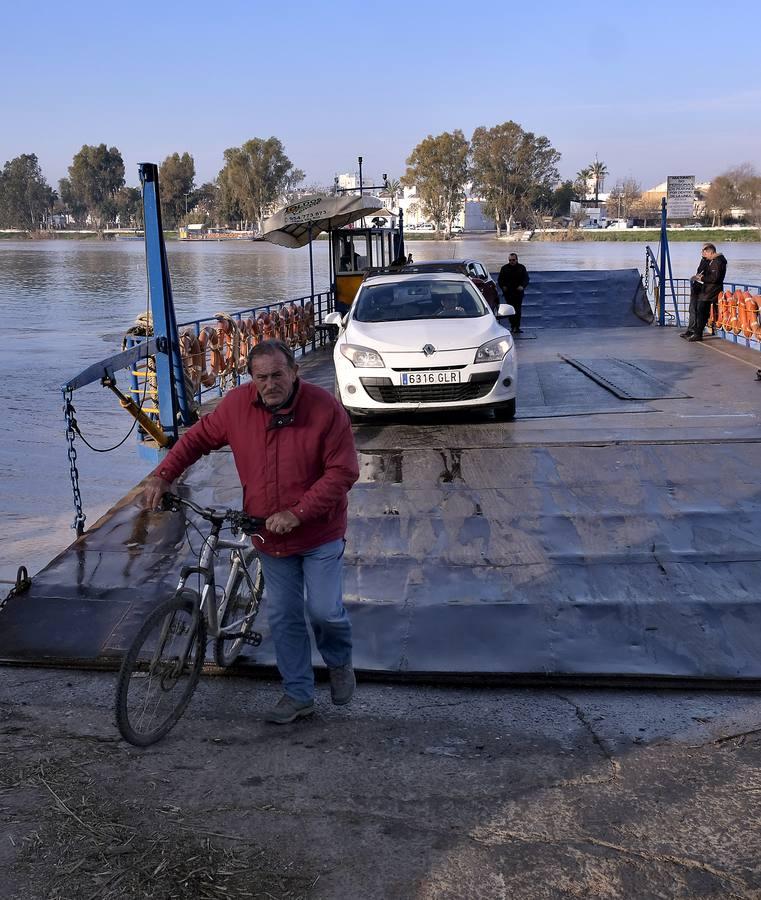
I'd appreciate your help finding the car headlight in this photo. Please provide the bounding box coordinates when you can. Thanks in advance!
[474,336,512,363]
[340,343,386,368]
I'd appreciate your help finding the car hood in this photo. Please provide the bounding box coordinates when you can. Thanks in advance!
[343,317,508,352]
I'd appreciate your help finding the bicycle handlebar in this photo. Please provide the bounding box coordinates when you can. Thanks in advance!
[161,492,266,534]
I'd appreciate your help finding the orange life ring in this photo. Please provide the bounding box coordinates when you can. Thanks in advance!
[286,304,299,348]
[261,312,274,341]
[731,290,744,335]
[304,301,316,343]
[197,325,221,386]
[746,295,761,340]
[179,330,205,393]
[720,291,733,333]
[296,304,308,347]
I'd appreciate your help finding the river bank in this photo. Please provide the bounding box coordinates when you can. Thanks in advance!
[5,227,760,243]
[533,227,761,243]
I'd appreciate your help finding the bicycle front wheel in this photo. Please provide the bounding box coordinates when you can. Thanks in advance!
[215,549,264,667]
[115,590,207,746]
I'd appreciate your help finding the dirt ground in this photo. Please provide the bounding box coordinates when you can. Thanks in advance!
[3,667,761,900]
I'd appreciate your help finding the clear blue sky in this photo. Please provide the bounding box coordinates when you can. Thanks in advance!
[2,0,760,193]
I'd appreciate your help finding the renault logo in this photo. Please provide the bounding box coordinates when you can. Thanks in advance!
[422,344,436,356]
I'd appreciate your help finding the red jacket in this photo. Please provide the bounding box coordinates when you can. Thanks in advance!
[153,380,359,557]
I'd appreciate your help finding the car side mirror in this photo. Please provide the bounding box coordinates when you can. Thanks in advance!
[324,311,344,327]
[497,303,515,318]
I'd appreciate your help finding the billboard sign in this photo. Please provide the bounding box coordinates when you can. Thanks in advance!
[667,175,695,218]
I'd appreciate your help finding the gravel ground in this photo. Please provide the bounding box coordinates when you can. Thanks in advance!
[3,667,761,899]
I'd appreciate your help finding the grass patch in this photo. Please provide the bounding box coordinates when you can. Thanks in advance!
[534,228,761,243]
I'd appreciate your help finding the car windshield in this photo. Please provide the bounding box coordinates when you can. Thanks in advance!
[354,280,488,323]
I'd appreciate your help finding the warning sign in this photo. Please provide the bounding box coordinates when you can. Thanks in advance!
[667,175,695,218]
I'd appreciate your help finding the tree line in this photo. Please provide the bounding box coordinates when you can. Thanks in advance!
[0,138,303,233]
[403,121,567,236]
[1,129,759,234]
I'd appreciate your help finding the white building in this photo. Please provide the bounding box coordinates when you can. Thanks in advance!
[397,184,494,232]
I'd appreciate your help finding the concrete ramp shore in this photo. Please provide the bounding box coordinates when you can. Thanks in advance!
[3,270,761,681]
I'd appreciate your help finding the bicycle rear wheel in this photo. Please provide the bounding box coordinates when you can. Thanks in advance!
[115,590,207,746]
[215,549,264,667]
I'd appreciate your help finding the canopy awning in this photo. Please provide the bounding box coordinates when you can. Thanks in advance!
[261,193,384,248]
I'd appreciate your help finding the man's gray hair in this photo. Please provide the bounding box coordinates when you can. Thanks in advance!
[247,339,297,372]
[703,243,717,253]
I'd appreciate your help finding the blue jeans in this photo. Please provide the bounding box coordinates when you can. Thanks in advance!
[259,539,352,703]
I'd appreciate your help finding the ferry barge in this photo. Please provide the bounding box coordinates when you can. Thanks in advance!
[3,165,761,684]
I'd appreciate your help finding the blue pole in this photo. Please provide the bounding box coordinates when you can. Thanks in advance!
[659,197,680,327]
[659,198,667,326]
[139,163,193,442]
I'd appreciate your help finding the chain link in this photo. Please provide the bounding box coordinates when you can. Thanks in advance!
[62,386,86,535]
[1,566,32,610]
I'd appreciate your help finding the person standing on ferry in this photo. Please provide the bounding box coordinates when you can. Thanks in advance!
[498,253,530,333]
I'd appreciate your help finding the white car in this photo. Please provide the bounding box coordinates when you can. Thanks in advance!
[325,273,517,419]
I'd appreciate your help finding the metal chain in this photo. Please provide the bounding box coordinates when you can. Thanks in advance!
[1,566,31,610]
[62,386,86,535]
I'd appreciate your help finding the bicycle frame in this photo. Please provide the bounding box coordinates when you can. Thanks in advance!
[175,519,261,640]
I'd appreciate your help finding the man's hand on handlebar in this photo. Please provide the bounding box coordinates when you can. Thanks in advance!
[266,510,301,535]
[140,476,172,510]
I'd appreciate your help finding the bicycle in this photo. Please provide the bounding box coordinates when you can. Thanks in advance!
[115,492,266,746]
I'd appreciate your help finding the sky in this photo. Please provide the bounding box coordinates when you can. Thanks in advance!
[2,0,761,194]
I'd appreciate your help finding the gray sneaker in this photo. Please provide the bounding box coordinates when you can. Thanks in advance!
[264,695,314,724]
[328,663,355,706]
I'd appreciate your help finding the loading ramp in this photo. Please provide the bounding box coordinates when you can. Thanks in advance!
[4,270,761,682]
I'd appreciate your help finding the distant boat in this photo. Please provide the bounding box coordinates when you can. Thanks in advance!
[178,225,257,241]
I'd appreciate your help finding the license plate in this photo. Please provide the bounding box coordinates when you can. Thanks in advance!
[400,370,461,385]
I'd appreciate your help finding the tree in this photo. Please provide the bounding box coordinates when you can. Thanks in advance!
[159,152,195,227]
[64,144,125,230]
[549,181,575,219]
[402,131,469,236]
[574,167,591,201]
[705,175,738,225]
[114,187,143,229]
[0,153,55,229]
[381,178,402,209]
[58,177,87,225]
[588,158,608,205]
[607,177,641,220]
[217,137,304,231]
[629,195,661,227]
[470,121,561,235]
[706,164,761,225]
[193,181,220,224]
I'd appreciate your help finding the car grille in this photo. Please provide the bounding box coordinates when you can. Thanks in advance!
[360,374,498,404]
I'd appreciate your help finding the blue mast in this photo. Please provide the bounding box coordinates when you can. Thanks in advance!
[139,163,194,441]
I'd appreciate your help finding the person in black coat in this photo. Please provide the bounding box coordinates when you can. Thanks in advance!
[681,246,711,339]
[497,253,530,333]
[687,244,727,342]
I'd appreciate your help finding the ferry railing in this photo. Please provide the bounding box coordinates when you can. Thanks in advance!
[644,246,761,351]
[124,290,335,443]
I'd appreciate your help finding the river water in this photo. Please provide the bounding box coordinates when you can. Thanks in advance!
[3,236,761,585]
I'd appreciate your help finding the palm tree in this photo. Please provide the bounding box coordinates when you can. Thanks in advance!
[589,158,608,206]
[383,178,402,210]
[575,167,591,201]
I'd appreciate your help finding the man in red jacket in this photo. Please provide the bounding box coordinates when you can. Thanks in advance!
[141,340,360,724]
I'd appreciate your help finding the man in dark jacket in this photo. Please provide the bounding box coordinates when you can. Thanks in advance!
[497,253,530,333]
[141,340,360,724]
[681,246,711,339]
[687,244,727,342]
